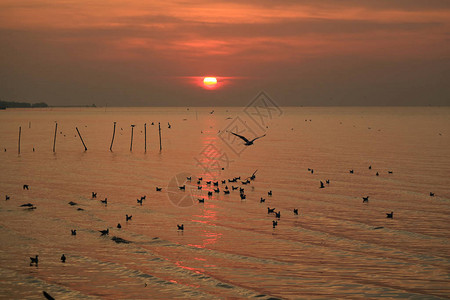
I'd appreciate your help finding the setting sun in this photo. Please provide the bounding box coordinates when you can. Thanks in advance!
[203,77,217,87]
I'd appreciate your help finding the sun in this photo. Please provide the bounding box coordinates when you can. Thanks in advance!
[203,77,217,88]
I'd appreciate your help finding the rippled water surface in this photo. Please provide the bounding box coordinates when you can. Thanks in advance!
[0,107,449,299]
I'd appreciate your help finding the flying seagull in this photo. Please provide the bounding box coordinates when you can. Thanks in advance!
[230,132,266,146]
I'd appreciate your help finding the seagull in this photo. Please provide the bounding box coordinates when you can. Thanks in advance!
[126,214,132,221]
[61,254,66,263]
[293,208,298,215]
[362,196,369,203]
[177,224,184,230]
[386,212,394,219]
[30,255,38,266]
[71,229,77,235]
[230,132,266,146]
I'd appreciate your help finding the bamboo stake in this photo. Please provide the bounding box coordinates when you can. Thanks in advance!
[76,127,87,151]
[110,122,116,151]
[130,124,135,151]
[18,126,21,154]
[158,122,162,151]
[53,122,57,153]
[144,123,147,153]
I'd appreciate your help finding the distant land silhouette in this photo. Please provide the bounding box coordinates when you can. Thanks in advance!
[0,100,48,109]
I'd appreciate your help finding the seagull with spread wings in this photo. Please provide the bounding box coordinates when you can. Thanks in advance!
[230,132,266,146]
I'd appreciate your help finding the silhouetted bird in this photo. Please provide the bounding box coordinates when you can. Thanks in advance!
[260,197,265,203]
[68,201,77,206]
[117,223,121,229]
[71,229,76,235]
[92,192,97,198]
[168,122,171,129]
[126,214,132,221]
[268,190,272,196]
[206,181,211,185]
[213,181,219,186]
[99,229,109,235]
[177,224,184,230]
[179,185,185,190]
[388,171,393,174]
[5,195,10,201]
[272,220,278,228]
[20,203,34,207]
[101,198,107,205]
[430,192,435,197]
[156,187,162,191]
[349,170,354,174]
[197,186,202,190]
[376,172,379,176]
[137,198,143,205]
[240,193,246,200]
[362,196,369,203]
[326,179,330,184]
[61,254,66,263]
[293,208,298,215]
[268,207,275,214]
[320,181,325,188]
[224,190,230,194]
[198,177,203,181]
[207,191,213,196]
[275,211,281,218]
[369,165,372,170]
[198,198,204,203]
[221,180,226,184]
[23,184,29,190]
[214,188,220,193]
[230,132,266,146]
[30,255,38,266]
[386,212,394,219]
[232,186,238,190]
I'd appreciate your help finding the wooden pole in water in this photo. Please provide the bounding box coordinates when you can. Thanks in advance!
[75,127,87,151]
[53,122,57,153]
[144,123,147,153]
[130,125,135,151]
[18,126,21,154]
[110,122,116,152]
[158,122,162,151]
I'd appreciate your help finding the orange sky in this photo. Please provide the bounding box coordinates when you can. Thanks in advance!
[0,0,449,106]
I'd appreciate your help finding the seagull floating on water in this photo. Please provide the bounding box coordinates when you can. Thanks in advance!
[230,132,266,146]
[30,255,38,266]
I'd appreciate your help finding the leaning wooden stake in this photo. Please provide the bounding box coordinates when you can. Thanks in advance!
[53,122,57,153]
[76,127,87,151]
[110,122,116,151]
[158,122,162,151]
[130,124,135,151]
[144,123,147,153]
[18,126,21,154]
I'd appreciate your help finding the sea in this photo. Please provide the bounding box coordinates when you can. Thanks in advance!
[0,106,449,299]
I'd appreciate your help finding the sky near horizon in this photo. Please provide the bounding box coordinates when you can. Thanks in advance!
[0,0,449,106]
